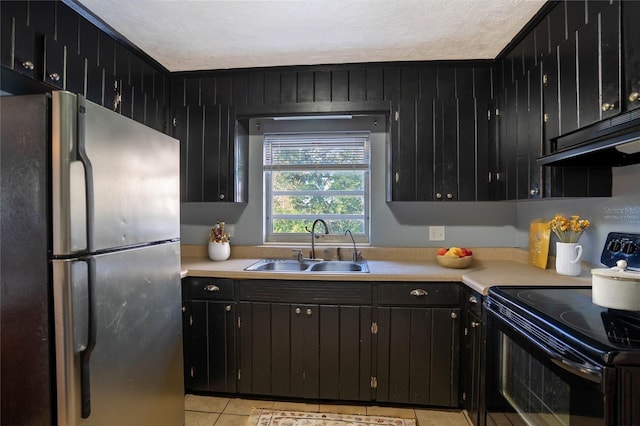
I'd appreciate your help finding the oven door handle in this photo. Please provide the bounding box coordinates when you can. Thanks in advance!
[549,355,602,384]
[524,330,603,384]
[487,305,603,384]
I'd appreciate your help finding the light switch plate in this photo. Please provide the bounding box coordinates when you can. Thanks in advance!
[429,226,445,241]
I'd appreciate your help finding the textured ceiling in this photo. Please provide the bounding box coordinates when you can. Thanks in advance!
[74,0,546,72]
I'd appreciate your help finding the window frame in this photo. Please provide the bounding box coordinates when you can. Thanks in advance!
[263,131,371,244]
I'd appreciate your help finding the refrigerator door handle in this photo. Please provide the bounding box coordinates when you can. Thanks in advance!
[76,96,95,253]
[79,257,97,418]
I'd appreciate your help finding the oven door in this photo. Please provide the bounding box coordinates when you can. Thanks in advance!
[485,305,616,426]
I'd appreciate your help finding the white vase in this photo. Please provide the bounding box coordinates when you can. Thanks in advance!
[208,241,230,261]
[555,242,582,276]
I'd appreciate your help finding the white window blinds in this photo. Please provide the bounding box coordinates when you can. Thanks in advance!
[263,132,370,169]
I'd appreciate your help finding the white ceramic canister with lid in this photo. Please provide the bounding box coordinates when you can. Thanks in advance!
[591,260,640,311]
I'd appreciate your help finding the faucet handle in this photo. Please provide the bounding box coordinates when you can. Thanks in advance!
[291,249,304,261]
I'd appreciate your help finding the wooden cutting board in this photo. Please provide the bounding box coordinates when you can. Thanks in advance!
[529,220,551,269]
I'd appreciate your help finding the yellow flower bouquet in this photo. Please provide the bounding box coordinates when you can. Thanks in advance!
[549,214,591,243]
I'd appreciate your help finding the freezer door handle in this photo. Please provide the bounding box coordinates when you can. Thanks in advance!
[76,96,95,253]
[80,257,97,418]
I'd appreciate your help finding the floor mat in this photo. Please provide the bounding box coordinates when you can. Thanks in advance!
[248,408,417,426]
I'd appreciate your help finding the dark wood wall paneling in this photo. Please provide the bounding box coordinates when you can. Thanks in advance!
[495,0,615,200]
[0,0,171,133]
[3,0,625,203]
[172,62,494,202]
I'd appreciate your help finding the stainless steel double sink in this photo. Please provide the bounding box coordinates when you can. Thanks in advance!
[244,258,369,273]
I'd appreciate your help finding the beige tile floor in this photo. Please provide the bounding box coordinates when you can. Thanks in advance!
[184,394,471,426]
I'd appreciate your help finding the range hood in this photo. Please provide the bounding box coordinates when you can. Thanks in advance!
[537,109,640,167]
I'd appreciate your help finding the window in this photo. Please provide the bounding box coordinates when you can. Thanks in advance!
[264,132,370,243]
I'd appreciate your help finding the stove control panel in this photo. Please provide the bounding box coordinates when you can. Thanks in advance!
[601,232,640,268]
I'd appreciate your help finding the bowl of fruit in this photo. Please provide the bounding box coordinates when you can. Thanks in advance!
[436,247,473,269]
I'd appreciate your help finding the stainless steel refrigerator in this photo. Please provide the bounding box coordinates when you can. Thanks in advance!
[1,91,184,426]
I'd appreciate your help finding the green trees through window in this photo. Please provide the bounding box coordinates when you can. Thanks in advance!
[264,132,370,242]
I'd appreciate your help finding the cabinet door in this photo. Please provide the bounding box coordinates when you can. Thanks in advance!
[203,105,237,202]
[376,306,460,407]
[577,19,603,126]
[207,301,237,393]
[238,302,291,396]
[600,0,621,118]
[623,0,640,111]
[390,99,418,201]
[183,300,236,393]
[43,36,64,89]
[318,305,372,401]
[416,99,435,201]
[13,17,38,79]
[290,304,320,399]
[458,97,479,201]
[493,90,507,201]
[516,77,529,200]
[186,105,204,201]
[503,83,518,200]
[558,36,578,137]
[182,300,209,391]
[577,3,621,125]
[542,52,560,152]
[528,66,543,199]
[462,309,483,426]
[434,98,458,201]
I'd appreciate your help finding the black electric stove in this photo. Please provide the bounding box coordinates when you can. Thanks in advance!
[487,231,640,367]
[487,286,640,366]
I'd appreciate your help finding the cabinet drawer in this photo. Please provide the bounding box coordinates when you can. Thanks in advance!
[183,277,234,300]
[377,283,460,306]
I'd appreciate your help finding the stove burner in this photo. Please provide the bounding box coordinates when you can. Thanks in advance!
[560,310,603,336]
[517,290,588,308]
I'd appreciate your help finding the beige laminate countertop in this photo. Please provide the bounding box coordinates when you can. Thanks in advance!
[181,245,592,295]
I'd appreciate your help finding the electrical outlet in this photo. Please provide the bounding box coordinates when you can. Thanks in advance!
[429,226,445,241]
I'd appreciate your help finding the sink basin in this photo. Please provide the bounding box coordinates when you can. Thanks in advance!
[244,259,369,273]
[245,259,311,272]
[308,261,368,272]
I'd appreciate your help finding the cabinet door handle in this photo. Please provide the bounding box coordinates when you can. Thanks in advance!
[471,321,481,328]
[436,193,443,199]
[21,60,34,70]
[629,92,640,103]
[395,172,399,183]
[468,296,478,304]
[204,284,220,292]
[49,72,61,81]
[306,308,313,316]
[446,193,453,199]
[225,305,232,312]
[295,307,302,315]
[410,289,428,297]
